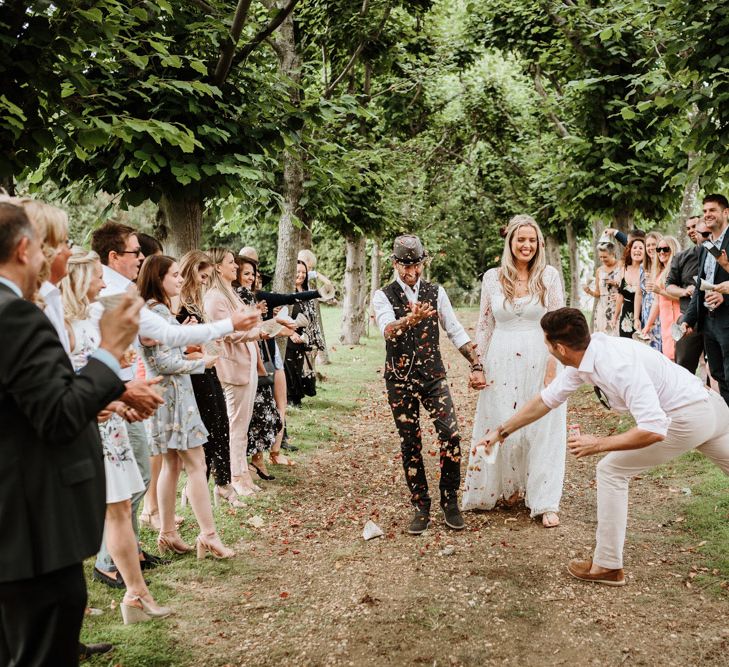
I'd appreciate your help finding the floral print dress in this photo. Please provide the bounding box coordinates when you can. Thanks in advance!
[69,318,145,504]
[640,271,662,351]
[141,302,209,455]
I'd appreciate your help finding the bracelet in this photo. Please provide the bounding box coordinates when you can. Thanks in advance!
[497,424,510,440]
[470,363,483,372]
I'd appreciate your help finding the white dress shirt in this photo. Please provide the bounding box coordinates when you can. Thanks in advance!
[39,281,71,355]
[372,276,471,350]
[90,265,235,381]
[541,333,708,436]
[703,224,729,281]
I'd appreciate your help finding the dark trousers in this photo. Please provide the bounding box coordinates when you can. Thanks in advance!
[675,329,704,375]
[704,318,729,406]
[386,376,461,512]
[0,563,86,667]
[191,368,231,486]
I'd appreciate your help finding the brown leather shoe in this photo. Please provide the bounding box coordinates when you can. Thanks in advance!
[567,559,626,586]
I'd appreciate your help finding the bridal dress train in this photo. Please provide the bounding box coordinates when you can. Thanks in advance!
[462,266,567,517]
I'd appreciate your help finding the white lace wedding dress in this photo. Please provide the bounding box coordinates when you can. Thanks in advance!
[462,266,567,517]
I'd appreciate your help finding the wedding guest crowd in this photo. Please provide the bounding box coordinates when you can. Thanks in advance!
[0,195,332,664]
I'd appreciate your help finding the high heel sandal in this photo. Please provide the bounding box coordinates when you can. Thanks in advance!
[120,594,172,624]
[196,532,235,560]
[139,510,161,531]
[269,451,296,467]
[250,462,276,481]
[157,531,193,555]
[213,485,246,508]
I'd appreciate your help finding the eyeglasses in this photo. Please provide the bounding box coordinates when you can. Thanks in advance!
[593,385,611,410]
[656,247,671,253]
[118,249,143,257]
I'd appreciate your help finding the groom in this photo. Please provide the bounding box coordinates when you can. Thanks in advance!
[372,235,486,535]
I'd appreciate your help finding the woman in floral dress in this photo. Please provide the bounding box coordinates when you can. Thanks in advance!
[138,255,234,559]
[61,248,170,623]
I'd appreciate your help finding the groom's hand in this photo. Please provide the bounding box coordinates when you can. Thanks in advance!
[408,301,436,325]
[568,433,601,459]
[469,369,487,390]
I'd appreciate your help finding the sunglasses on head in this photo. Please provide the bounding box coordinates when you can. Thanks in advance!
[656,246,671,253]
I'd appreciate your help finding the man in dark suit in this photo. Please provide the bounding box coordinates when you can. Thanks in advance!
[682,194,729,406]
[0,202,144,666]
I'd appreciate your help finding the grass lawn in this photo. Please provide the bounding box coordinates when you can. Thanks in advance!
[81,306,385,665]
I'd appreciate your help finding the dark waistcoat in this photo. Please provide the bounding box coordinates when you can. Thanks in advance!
[382,280,445,383]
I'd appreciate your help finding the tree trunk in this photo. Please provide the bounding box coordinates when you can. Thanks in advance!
[589,219,606,329]
[340,232,367,345]
[565,222,580,307]
[270,5,303,296]
[299,223,312,250]
[158,192,203,258]
[544,233,565,290]
[677,155,700,247]
[0,174,15,196]
[367,239,382,337]
[613,208,633,235]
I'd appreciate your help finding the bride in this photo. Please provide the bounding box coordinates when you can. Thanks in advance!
[462,215,567,527]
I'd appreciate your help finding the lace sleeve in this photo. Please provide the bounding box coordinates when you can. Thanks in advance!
[545,266,565,312]
[475,270,497,362]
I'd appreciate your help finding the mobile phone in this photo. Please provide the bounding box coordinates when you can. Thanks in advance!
[702,240,722,258]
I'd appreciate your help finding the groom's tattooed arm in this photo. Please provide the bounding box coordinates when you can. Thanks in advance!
[458,342,481,368]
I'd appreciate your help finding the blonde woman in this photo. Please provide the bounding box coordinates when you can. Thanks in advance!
[177,251,238,507]
[17,199,73,353]
[641,236,682,360]
[203,248,264,497]
[60,248,171,623]
[641,232,663,351]
[462,215,567,527]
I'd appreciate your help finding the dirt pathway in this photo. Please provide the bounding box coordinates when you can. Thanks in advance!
[182,314,728,666]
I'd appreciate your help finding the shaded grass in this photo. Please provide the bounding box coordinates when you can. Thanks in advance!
[80,307,385,665]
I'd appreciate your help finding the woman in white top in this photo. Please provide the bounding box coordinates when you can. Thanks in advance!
[61,249,171,624]
[462,216,567,527]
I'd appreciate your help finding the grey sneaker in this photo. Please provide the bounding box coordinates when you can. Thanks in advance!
[408,511,431,535]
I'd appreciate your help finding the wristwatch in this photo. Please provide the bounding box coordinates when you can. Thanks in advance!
[470,363,483,372]
[496,424,509,440]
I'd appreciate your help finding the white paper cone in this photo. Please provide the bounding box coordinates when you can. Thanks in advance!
[362,520,384,541]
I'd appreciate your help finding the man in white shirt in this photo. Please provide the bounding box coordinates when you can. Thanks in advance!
[89,222,258,584]
[372,235,485,535]
[479,308,729,586]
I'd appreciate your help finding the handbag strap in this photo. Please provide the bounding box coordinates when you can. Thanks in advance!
[260,340,273,363]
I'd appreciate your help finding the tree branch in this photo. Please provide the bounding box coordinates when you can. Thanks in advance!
[323,0,391,99]
[213,0,254,86]
[532,64,571,138]
[233,0,300,65]
[187,0,217,14]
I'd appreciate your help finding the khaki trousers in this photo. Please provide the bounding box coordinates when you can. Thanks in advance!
[594,390,729,569]
[222,360,258,478]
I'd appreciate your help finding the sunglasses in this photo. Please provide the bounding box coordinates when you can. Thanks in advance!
[593,385,611,410]
[656,247,671,253]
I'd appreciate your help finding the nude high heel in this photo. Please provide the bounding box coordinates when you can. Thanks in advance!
[157,531,193,555]
[213,485,246,508]
[120,595,172,624]
[196,533,235,560]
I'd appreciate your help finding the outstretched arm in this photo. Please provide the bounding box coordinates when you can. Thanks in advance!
[476,394,552,452]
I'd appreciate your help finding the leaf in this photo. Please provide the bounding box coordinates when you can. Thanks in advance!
[620,107,636,120]
[190,60,208,75]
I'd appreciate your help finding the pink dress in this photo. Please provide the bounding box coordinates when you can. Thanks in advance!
[658,292,681,360]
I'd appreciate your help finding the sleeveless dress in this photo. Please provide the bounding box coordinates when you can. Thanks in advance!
[594,266,619,335]
[141,302,209,455]
[462,266,567,517]
[69,319,145,504]
[617,268,642,338]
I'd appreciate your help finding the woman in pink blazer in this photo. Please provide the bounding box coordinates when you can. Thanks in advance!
[204,248,263,497]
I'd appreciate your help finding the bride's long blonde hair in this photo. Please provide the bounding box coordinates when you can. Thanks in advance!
[60,248,101,323]
[498,214,548,306]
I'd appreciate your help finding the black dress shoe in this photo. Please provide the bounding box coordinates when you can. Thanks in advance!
[442,501,465,530]
[139,550,170,570]
[408,510,431,535]
[92,567,125,589]
[79,642,114,661]
[251,462,276,481]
